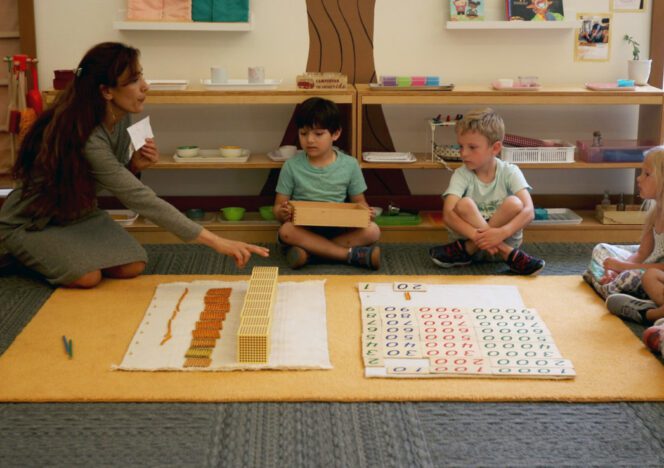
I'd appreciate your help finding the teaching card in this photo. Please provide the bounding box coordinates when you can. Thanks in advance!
[358,283,575,379]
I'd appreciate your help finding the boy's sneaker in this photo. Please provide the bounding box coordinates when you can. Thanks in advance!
[605,293,656,324]
[348,245,381,270]
[286,246,309,269]
[429,240,472,268]
[505,249,545,276]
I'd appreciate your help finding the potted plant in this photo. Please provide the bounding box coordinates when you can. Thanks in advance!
[624,34,651,86]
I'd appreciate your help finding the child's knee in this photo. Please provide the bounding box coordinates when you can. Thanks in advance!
[500,195,523,214]
[453,197,478,217]
[277,222,297,244]
[366,222,381,244]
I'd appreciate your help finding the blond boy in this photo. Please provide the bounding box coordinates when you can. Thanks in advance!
[430,108,545,275]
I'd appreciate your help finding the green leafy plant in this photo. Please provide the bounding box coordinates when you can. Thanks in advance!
[623,34,641,60]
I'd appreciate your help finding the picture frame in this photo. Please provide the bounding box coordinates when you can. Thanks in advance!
[610,0,646,12]
[506,0,564,21]
[574,13,612,62]
[449,0,485,21]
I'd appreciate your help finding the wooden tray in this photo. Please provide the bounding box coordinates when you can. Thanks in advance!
[595,204,647,225]
[290,201,370,228]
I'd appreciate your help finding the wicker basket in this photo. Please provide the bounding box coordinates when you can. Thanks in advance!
[502,141,575,164]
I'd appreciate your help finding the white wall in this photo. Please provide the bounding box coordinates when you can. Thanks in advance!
[34,0,653,199]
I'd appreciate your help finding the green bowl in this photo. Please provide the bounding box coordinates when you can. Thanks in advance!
[259,205,276,220]
[221,207,245,221]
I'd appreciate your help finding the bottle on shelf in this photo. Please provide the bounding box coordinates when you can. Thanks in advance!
[601,191,611,206]
[617,193,626,211]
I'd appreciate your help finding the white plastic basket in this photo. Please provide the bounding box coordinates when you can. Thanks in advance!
[502,141,575,164]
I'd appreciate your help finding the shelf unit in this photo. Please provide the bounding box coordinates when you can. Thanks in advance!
[355,84,664,170]
[42,85,357,165]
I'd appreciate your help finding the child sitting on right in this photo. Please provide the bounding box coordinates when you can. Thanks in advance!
[584,146,664,325]
[429,108,545,275]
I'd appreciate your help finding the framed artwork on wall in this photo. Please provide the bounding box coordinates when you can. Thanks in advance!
[611,0,646,12]
[575,13,612,62]
[506,0,564,21]
[449,0,484,21]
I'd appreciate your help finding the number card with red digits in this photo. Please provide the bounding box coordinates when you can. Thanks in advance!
[359,282,575,380]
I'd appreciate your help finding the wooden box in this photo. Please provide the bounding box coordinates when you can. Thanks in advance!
[595,204,648,225]
[290,201,370,228]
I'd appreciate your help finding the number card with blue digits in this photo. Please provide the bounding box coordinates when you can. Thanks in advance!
[359,282,575,379]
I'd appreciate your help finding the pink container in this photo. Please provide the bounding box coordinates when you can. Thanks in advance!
[576,139,656,163]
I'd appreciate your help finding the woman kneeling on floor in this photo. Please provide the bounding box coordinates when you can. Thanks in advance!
[0,42,268,288]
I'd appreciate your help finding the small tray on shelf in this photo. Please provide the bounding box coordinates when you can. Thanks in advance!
[585,82,635,91]
[362,152,417,163]
[200,79,282,90]
[172,149,250,163]
[368,83,455,91]
[375,213,422,226]
[491,81,541,91]
[530,208,582,225]
[146,79,189,90]
[595,205,647,225]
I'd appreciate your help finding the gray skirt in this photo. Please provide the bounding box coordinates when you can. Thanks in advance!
[2,209,147,285]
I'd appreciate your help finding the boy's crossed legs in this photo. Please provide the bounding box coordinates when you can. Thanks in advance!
[430,195,544,275]
[278,222,381,270]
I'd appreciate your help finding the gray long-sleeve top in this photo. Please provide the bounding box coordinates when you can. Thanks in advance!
[0,115,203,242]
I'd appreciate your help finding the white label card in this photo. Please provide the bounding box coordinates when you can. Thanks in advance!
[392,282,427,292]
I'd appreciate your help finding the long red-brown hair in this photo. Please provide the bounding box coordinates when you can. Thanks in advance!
[13,42,140,222]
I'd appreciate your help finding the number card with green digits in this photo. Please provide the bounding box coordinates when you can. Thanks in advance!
[359,282,575,379]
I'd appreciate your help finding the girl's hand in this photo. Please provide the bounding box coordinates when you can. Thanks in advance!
[603,257,628,273]
[276,201,292,223]
[130,138,159,172]
[369,207,377,221]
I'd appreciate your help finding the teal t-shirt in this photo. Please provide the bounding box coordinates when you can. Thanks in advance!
[443,158,531,220]
[276,150,367,202]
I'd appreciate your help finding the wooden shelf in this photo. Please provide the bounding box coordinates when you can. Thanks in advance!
[151,153,282,170]
[356,84,664,106]
[123,210,642,244]
[446,20,580,30]
[113,10,253,31]
[43,86,356,106]
[359,153,642,170]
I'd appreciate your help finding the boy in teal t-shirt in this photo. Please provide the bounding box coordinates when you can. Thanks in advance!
[429,108,545,275]
[274,97,380,269]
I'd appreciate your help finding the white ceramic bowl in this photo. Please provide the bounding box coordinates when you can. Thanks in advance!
[278,145,297,158]
[371,206,383,217]
[176,145,199,158]
[219,145,243,157]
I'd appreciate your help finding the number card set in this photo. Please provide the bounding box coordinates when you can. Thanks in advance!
[359,282,575,379]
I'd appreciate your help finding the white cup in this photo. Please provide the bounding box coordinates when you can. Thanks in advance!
[497,78,513,88]
[211,67,228,84]
[248,66,265,84]
[278,145,297,158]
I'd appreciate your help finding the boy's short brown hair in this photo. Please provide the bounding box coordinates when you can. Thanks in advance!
[455,108,505,144]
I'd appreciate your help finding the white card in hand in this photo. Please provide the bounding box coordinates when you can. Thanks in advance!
[127,116,154,151]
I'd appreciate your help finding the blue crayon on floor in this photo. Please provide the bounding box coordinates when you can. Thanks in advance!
[68,339,73,359]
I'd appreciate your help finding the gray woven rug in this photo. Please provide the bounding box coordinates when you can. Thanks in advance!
[2,242,664,467]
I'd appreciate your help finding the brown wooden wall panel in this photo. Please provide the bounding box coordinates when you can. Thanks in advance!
[651,0,663,88]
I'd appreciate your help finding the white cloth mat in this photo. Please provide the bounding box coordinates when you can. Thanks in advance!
[117,279,331,371]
